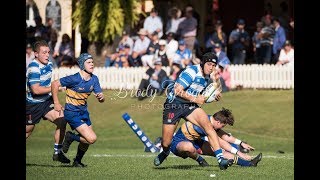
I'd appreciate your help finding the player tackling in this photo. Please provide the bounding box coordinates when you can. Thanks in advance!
[154,52,233,170]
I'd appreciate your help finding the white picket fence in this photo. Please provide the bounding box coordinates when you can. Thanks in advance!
[52,64,294,90]
[228,64,294,89]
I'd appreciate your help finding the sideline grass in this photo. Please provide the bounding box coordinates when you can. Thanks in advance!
[26,89,294,180]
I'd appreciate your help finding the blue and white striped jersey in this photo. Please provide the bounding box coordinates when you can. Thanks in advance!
[26,59,53,103]
[167,64,210,104]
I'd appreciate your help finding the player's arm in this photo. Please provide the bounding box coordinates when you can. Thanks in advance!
[174,68,205,105]
[174,83,205,105]
[30,83,51,95]
[218,129,255,151]
[218,136,251,160]
[51,79,64,112]
[27,67,51,95]
[93,76,105,103]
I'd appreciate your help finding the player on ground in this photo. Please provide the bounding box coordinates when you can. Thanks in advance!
[51,53,105,167]
[154,52,233,170]
[170,107,262,167]
[26,40,70,164]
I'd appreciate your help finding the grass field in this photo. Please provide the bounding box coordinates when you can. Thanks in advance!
[26,89,294,180]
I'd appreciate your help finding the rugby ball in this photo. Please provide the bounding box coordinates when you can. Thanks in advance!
[202,79,222,103]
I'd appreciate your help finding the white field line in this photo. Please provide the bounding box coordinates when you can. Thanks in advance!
[91,154,294,159]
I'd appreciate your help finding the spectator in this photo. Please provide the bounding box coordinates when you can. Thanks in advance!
[217,58,231,92]
[174,40,193,68]
[272,18,286,64]
[26,43,35,69]
[158,39,170,67]
[44,18,58,43]
[276,40,294,67]
[213,43,230,65]
[228,19,250,64]
[34,16,47,41]
[169,61,184,81]
[252,22,263,64]
[129,28,150,67]
[143,8,163,39]
[259,19,275,64]
[53,33,75,67]
[141,31,160,68]
[166,7,184,35]
[136,60,168,100]
[176,7,198,52]
[118,30,134,55]
[165,32,179,65]
[206,20,227,53]
[104,44,130,68]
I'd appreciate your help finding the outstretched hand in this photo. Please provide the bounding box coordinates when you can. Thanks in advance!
[241,142,255,151]
[95,92,105,102]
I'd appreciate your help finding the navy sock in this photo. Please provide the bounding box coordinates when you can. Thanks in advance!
[71,133,81,142]
[234,156,251,166]
[195,154,204,163]
[161,146,170,155]
[75,143,89,162]
[230,143,240,150]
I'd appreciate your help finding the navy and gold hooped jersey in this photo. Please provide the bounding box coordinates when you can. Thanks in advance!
[60,72,102,112]
[179,115,212,141]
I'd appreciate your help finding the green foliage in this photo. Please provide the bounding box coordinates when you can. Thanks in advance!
[72,0,95,38]
[121,0,142,27]
[102,0,124,43]
[72,0,142,44]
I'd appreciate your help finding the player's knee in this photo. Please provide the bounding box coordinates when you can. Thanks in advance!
[87,135,97,144]
[184,144,196,154]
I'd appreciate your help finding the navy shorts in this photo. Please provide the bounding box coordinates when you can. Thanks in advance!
[64,110,91,130]
[170,130,205,158]
[26,98,54,125]
[162,103,199,124]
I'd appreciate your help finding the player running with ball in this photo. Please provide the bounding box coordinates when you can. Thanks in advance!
[154,52,233,170]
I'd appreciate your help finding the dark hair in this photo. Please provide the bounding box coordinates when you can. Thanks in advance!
[33,40,49,52]
[213,107,234,126]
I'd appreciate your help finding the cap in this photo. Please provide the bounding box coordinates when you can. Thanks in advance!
[172,60,181,67]
[154,59,162,65]
[256,21,264,28]
[151,8,157,13]
[218,58,230,69]
[151,31,158,36]
[77,53,93,70]
[284,40,291,46]
[159,39,167,46]
[237,19,245,25]
[214,43,221,48]
[137,28,148,35]
[124,44,130,48]
[216,20,222,26]
[178,40,185,45]
[118,45,125,51]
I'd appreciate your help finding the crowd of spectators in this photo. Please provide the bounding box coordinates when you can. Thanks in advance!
[26,3,294,93]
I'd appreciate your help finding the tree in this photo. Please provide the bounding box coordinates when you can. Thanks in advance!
[72,0,142,53]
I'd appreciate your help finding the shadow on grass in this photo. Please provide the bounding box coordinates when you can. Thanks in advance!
[153,164,219,171]
[26,163,73,168]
